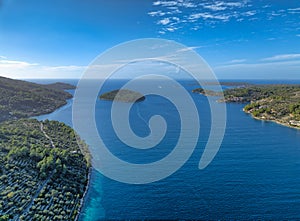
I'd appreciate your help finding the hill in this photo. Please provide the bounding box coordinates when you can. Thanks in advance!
[193,84,300,129]
[0,76,75,122]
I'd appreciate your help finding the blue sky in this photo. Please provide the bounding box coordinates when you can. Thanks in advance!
[0,0,299,79]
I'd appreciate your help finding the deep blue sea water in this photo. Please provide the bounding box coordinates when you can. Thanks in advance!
[31,79,300,220]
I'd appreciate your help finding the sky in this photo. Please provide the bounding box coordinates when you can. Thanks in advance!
[0,0,300,79]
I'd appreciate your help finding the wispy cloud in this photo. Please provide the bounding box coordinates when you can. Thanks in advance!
[175,46,204,53]
[148,11,166,17]
[203,4,227,11]
[200,1,246,11]
[214,60,300,79]
[261,54,300,61]
[226,59,247,64]
[287,7,300,14]
[0,59,39,67]
[243,10,256,16]
[157,17,171,25]
[44,65,85,71]
[153,1,178,7]
[288,7,300,11]
[0,57,86,79]
[189,13,230,21]
[149,0,300,35]
[153,0,196,8]
[149,0,256,33]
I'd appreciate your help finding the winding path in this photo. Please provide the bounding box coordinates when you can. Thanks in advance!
[40,122,56,148]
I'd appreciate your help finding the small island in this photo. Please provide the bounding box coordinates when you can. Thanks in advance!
[100,89,145,103]
[193,84,300,129]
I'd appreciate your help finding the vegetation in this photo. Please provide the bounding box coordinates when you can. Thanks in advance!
[0,76,75,122]
[193,84,300,129]
[100,89,145,103]
[191,81,251,87]
[44,82,76,91]
[192,88,224,97]
[0,119,90,220]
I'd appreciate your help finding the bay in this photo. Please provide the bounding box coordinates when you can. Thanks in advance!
[31,79,300,220]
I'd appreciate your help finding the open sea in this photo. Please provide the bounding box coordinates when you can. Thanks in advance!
[30,78,300,220]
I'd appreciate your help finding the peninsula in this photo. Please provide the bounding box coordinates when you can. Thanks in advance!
[0,76,91,220]
[0,119,90,220]
[100,89,145,103]
[193,84,300,129]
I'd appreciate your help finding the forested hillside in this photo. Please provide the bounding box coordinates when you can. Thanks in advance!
[0,119,90,220]
[0,76,75,122]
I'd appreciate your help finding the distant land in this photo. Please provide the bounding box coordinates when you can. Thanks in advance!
[193,84,300,129]
[190,81,252,87]
[100,89,145,103]
[0,76,75,122]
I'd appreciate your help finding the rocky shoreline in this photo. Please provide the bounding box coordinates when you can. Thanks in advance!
[244,109,300,130]
[76,168,92,221]
[193,84,300,131]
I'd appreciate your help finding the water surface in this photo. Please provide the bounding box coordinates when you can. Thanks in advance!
[33,79,300,220]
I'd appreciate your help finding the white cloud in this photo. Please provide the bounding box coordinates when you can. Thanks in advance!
[0,59,38,67]
[262,5,271,9]
[200,1,247,10]
[153,1,178,7]
[191,26,200,30]
[288,8,300,14]
[226,59,247,64]
[157,18,171,25]
[214,60,300,79]
[261,54,300,61]
[165,27,177,32]
[180,2,197,8]
[288,8,300,11]
[269,11,281,17]
[0,55,7,59]
[154,0,197,8]
[243,10,256,16]
[150,0,255,33]
[166,9,182,15]
[0,58,86,79]
[148,11,166,17]
[171,16,180,22]
[175,46,203,53]
[189,13,230,21]
[44,65,85,71]
[224,2,245,7]
[201,1,248,11]
[203,4,227,11]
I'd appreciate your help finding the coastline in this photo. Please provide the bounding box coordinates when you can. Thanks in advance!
[76,167,92,221]
[193,88,300,131]
[243,109,300,130]
[32,85,92,220]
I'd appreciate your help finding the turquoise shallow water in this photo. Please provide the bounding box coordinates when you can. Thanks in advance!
[33,79,300,220]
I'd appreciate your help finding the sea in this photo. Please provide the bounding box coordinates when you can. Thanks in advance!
[29,78,300,220]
